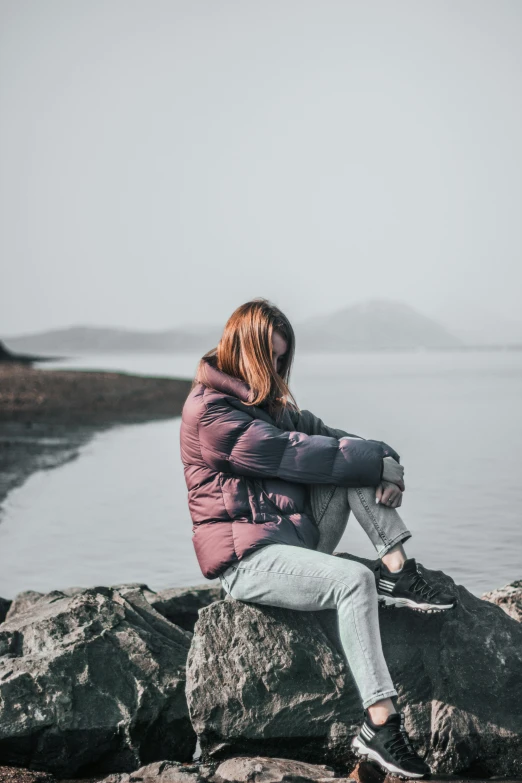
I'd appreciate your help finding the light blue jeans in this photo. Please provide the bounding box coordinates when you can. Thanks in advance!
[219,482,412,710]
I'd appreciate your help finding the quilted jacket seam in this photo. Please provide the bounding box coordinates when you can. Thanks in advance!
[218,473,234,521]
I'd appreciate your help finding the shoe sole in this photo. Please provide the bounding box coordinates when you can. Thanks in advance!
[378,594,455,612]
[352,736,428,779]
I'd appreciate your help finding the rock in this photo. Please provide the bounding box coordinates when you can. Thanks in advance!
[186,553,522,778]
[4,590,44,621]
[0,766,56,783]
[129,761,203,783]
[213,756,352,783]
[4,587,156,624]
[186,598,358,769]
[97,757,354,783]
[132,761,200,783]
[148,585,225,632]
[0,585,196,776]
[99,775,131,783]
[481,579,522,623]
[106,581,224,633]
[0,598,11,625]
[109,583,160,607]
[2,580,224,633]
[99,760,207,783]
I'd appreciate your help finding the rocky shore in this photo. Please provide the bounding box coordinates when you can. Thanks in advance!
[0,364,192,513]
[0,561,520,783]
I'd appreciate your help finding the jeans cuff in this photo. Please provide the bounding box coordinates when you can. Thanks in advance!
[375,530,412,558]
[362,688,398,709]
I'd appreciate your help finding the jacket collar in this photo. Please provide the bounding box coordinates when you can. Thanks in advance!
[199,354,254,403]
[199,354,296,430]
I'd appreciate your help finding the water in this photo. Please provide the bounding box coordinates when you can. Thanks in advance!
[1,350,521,600]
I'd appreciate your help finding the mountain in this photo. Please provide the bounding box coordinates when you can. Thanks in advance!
[294,299,462,351]
[2,300,466,356]
[3,325,222,355]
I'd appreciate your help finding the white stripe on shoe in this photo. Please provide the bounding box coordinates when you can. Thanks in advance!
[378,583,395,593]
[361,724,375,740]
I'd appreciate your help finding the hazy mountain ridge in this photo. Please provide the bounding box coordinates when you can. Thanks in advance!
[3,324,223,355]
[4,300,520,355]
[295,299,461,350]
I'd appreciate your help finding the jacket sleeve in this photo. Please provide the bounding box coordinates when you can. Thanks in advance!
[291,408,364,440]
[290,408,400,462]
[198,399,396,488]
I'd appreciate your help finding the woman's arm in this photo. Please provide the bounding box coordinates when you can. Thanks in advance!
[291,408,360,440]
[291,408,401,464]
[198,398,395,488]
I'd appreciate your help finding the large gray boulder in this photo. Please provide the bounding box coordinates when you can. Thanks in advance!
[481,579,522,623]
[0,584,196,776]
[186,553,522,778]
[187,598,359,768]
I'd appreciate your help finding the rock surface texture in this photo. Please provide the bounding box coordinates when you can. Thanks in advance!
[0,585,196,776]
[98,757,352,783]
[186,553,522,778]
[0,759,514,783]
[481,579,522,623]
[100,760,206,783]
[212,756,350,783]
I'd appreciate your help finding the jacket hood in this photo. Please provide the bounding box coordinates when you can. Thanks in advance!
[199,354,254,403]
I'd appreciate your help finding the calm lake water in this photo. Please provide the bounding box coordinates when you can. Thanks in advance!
[1,350,521,600]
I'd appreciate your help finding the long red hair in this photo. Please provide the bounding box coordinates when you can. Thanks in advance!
[193,297,300,423]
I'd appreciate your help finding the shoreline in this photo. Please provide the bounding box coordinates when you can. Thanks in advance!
[0,364,192,515]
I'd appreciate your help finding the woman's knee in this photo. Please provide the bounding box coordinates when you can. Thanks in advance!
[337,560,377,596]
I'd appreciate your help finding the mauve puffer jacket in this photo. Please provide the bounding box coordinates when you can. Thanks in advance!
[180,355,401,579]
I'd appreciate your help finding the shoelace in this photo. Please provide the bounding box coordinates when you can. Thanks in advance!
[406,567,440,602]
[384,725,420,762]
[400,714,418,754]
[362,714,422,764]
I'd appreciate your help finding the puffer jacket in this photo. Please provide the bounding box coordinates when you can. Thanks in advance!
[179,354,401,579]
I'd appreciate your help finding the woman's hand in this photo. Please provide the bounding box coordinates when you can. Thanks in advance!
[381,455,405,491]
[375,480,403,508]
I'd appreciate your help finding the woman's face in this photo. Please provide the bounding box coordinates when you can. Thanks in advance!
[271,331,288,374]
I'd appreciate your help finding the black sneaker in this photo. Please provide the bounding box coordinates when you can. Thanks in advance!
[351,710,431,779]
[375,557,456,612]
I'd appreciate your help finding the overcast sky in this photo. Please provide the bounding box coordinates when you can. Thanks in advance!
[1,0,521,336]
